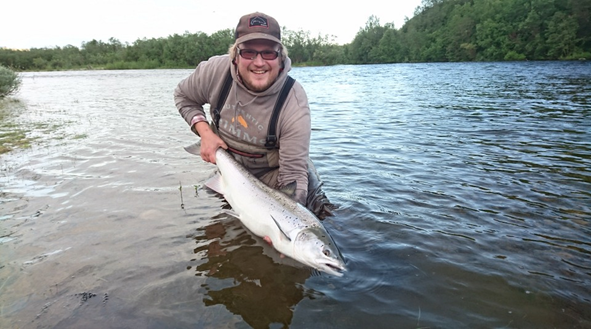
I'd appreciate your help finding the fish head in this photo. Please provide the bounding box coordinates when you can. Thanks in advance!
[293,226,346,277]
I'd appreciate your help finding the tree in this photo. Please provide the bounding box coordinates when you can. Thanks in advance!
[284,29,311,63]
[443,3,477,61]
[0,65,21,98]
[546,12,579,59]
[375,28,403,63]
[348,15,390,64]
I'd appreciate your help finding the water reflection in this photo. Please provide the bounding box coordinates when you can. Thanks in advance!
[191,211,312,328]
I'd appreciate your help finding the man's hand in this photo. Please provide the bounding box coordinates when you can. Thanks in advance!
[194,122,227,163]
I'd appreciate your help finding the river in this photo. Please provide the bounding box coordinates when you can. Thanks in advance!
[0,61,590,328]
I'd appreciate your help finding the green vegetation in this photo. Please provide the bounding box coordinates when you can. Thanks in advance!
[0,126,29,154]
[367,0,591,63]
[0,0,589,71]
[0,99,80,155]
[0,99,32,154]
[0,65,21,97]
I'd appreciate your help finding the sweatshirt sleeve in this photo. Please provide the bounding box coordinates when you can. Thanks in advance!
[174,65,208,126]
[174,56,230,126]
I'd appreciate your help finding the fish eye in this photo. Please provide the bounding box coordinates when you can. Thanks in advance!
[323,249,331,257]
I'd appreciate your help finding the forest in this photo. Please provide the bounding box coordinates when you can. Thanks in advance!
[0,0,589,71]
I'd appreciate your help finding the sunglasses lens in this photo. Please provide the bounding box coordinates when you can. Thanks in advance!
[261,51,278,60]
[240,50,257,59]
[239,49,278,60]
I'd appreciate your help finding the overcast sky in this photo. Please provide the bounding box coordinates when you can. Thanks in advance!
[1,0,424,49]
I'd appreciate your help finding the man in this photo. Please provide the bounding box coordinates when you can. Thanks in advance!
[174,12,333,218]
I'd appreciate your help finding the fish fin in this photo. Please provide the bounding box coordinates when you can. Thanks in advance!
[183,142,201,156]
[270,215,291,242]
[279,181,297,198]
[222,209,240,219]
[205,174,225,195]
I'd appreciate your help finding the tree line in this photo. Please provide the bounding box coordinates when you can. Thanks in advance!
[354,0,590,63]
[1,0,589,71]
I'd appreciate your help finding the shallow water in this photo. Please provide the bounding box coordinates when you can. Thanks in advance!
[0,61,590,328]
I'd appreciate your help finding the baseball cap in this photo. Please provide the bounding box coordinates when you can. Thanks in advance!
[235,12,281,44]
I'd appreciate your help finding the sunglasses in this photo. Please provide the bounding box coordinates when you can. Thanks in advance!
[238,49,279,60]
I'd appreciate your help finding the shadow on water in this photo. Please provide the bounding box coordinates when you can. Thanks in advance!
[189,204,314,329]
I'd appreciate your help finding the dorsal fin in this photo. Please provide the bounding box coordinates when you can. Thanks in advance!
[279,181,297,198]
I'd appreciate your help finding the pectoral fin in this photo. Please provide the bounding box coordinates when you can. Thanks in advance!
[271,215,291,242]
[222,209,240,219]
[183,142,201,156]
[205,174,225,195]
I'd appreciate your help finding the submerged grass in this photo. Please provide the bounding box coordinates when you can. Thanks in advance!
[0,99,33,155]
[0,130,30,154]
[0,98,78,155]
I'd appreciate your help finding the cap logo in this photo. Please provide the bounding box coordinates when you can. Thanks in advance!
[249,16,269,29]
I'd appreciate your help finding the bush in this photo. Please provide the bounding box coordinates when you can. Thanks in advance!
[504,51,527,61]
[0,65,21,98]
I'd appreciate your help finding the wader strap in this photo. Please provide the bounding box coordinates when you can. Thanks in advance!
[214,71,233,129]
[265,76,295,149]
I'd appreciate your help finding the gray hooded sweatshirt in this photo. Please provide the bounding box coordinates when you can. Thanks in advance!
[174,54,310,204]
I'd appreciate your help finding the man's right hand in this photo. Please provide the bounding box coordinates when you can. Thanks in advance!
[194,121,227,164]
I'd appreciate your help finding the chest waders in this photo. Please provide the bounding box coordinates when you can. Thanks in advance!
[213,71,295,151]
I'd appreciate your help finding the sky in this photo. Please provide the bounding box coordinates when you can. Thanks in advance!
[1,0,424,50]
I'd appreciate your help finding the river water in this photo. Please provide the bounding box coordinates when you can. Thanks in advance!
[0,61,590,328]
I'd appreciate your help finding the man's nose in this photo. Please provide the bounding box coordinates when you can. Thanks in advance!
[252,53,266,65]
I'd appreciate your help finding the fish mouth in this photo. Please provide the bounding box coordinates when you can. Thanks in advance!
[321,262,346,277]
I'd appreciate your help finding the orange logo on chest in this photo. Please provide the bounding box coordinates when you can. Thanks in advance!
[236,115,248,128]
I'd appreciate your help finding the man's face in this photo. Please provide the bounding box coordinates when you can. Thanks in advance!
[236,39,281,92]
